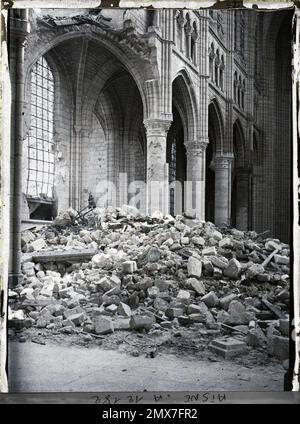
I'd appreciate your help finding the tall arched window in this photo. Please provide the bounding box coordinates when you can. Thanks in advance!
[215,49,220,86]
[242,80,245,109]
[238,75,242,106]
[209,43,215,81]
[234,71,238,102]
[169,140,177,216]
[220,55,225,91]
[26,56,55,200]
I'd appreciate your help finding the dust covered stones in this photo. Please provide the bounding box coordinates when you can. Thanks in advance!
[9,206,290,363]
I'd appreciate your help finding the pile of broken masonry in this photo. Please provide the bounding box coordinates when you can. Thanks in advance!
[9,205,290,361]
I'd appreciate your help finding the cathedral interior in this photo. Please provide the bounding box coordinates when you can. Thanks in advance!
[8,7,293,280]
[4,7,298,394]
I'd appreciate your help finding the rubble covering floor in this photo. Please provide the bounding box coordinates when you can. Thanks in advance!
[8,206,291,391]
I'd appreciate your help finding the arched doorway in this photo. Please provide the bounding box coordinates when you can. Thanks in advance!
[168,73,196,216]
[27,36,147,212]
[206,101,223,223]
[231,120,249,230]
[167,106,186,216]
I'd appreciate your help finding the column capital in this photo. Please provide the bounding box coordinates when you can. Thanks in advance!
[143,118,172,136]
[214,154,234,169]
[185,140,208,157]
[177,15,187,28]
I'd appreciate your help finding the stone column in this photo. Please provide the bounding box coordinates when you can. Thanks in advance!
[9,10,29,285]
[214,154,234,226]
[177,15,186,53]
[185,23,192,60]
[71,125,93,210]
[144,118,171,215]
[185,140,208,219]
[235,167,249,231]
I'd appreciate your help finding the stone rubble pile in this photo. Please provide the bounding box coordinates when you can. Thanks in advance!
[9,205,290,360]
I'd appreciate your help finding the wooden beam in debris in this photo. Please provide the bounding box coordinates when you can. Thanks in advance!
[261,298,284,319]
[27,249,97,264]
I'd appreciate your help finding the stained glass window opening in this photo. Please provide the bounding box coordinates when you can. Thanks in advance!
[26,56,55,200]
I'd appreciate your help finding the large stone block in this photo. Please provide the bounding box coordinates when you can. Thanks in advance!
[209,338,248,359]
[129,315,155,331]
[223,258,241,279]
[94,316,114,335]
[187,256,202,278]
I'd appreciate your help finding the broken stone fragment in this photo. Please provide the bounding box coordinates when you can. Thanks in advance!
[208,255,229,270]
[219,237,232,248]
[151,210,164,220]
[31,238,47,251]
[177,315,191,325]
[147,286,159,298]
[8,290,19,298]
[102,294,121,306]
[63,306,84,319]
[265,240,281,251]
[22,262,36,277]
[246,263,265,279]
[279,318,289,337]
[188,278,205,296]
[68,312,86,326]
[117,302,132,317]
[223,258,241,279]
[176,289,191,303]
[267,334,289,359]
[146,247,161,263]
[201,291,219,308]
[20,287,35,300]
[187,304,204,314]
[181,237,189,245]
[187,256,202,278]
[213,267,222,279]
[113,318,131,330]
[153,297,169,312]
[129,314,155,331]
[212,230,223,241]
[187,302,214,324]
[257,273,271,282]
[155,279,171,291]
[230,229,244,240]
[94,316,114,335]
[201,258,214,274]
[160,321,173,329]
[62,319,76,328]
[273,254,289,265]
[246,327,267,347]
[91,253,112,269]
[224,300,251,325]
[110,274,121,286]
[21,230,36,245]
[135,278,153,291]
[202,246,217,256]
[276,289,289,302]
[59,287,74,299]
[165,307,184,319]
[105,304,118,314]
[122,261,137,274]
[120,204,140,217]
[192,236,205,246]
